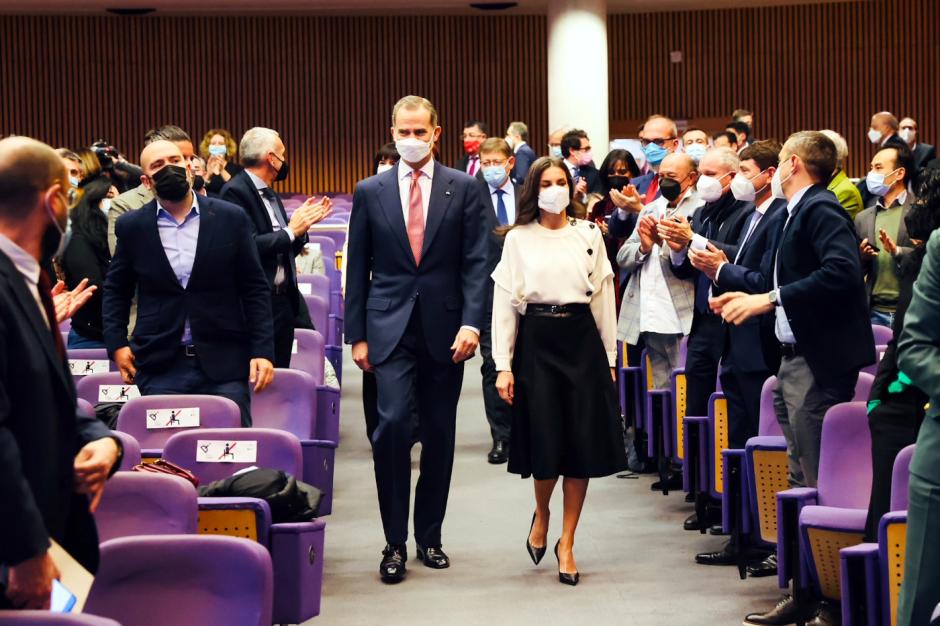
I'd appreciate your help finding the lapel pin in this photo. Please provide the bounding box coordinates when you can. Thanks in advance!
[445,190,452,197]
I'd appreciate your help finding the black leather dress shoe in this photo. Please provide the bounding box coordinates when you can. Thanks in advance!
[743,595,817,625]
[806,601,840,626]
[651,472,683,491]
[695,542,772,566]
[379,544,407,583]
[416,544,450,569]
[747,553,778,578]
[488,440,509,464]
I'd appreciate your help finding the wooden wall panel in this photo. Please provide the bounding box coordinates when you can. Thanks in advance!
[0,15,548,194]
[609,0,940,177]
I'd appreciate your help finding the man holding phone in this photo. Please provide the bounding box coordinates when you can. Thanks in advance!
[0,137,122,610]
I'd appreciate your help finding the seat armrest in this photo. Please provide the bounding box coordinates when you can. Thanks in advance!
[315,386,341,442]
[646,389,672,458]
[683,416,708,493]
[777,488,819,588]
[721,449,747,534]
[840,543,881,626]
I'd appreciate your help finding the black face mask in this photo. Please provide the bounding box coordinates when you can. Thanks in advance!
[151,164,190,202]
[192,174,205,192]
[274,158,290,182]
[607,175,630,192]
[660,177,683,202]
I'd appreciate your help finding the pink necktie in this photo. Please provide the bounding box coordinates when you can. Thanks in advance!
[468,157,479,177]
[407,170,425,265]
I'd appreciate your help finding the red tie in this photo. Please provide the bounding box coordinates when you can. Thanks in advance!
[468,157,479,177]
[37,270,66,359]
[407,170,425,265]
[645,176,660,204]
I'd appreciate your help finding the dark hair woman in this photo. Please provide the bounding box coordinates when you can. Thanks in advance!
[492,156,627,585]
[60,175,112,348]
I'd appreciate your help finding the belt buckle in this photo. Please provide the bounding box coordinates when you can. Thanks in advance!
[549,305,561,315]
[184,345,196,357]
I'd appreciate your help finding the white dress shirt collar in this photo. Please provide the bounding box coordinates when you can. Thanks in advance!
[398,159,435,183]
[246,169,269,191]
[513,141,527,155]
[0,233,39,287]
[756,196,774,216]
[156,191,200,222]
[785,184,813,215]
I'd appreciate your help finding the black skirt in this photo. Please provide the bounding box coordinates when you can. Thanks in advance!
[508,304,628,480]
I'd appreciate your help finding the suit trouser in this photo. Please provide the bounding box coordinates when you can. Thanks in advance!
[773,355,855,487]
[641,332,682,390]
[479,289,511,443]
[272,292,296,369]
[372,308,464,547]
[720,367,767,449]
[362,371,379,443]
[898,464,940,626]
[684,313,723,417]
[135,351,252,427]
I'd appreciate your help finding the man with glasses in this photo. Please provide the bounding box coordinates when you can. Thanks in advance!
[475,138,520,465]
[455,120,489,177]
[639,115,681,203]
[617,152,703,394]
[560,129,602,201]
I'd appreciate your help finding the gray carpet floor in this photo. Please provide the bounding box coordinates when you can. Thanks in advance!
[313,351,782,625]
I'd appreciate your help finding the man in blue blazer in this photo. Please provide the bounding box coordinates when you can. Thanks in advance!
[0,137,121,609]
[103,140,275,427]
[713,131,875,625]
[345,95,489,583]
[505,121,537,184]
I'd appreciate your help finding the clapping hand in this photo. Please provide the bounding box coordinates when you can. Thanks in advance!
[288,196,333,238]
[52,278,97,324]
[878,228,898,257]
[657,214,694,250]
[609,184,644,213]
[709,291,774,325]
[689,242,728,281]
[637,215,659,254]
[859,237,879,259]
[575,178,588,197]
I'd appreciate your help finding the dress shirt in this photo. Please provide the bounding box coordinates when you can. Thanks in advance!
[156,194,200,344]
[0,233,46,328]
[247,170,292,287]
[637,195,693,334]
[773,184,811,344]
[488,179,516,224]
[513,141,527,155]
[714,196,774,281]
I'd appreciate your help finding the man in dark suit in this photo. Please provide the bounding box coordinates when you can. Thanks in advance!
[713,131,875,626]
[476,138,520,465]
[220,127,331,367]
[896,229,940,626]
[103,140,275,427]
[560,129,603,201]
[0,137,121,610]
[858,112,911,207]
[899,117,936,172]
[454,120,489,177]
[345,95,488,584]
[692,141,786,567]
[505,121,537,185]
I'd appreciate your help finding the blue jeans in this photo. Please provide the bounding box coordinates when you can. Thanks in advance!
[870,309,895,328]
[67,328,107,349]
[134,350,252,426]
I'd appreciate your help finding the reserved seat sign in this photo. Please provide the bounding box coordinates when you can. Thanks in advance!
[196,440,258,463]
[146,407,200,429]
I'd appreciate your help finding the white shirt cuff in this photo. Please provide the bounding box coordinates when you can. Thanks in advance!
[286,228,296,242]
[460,325,480,336]
[615,208,630,220]
[607,351,617,368]
[495,357,512,371]
[715,261,726,283]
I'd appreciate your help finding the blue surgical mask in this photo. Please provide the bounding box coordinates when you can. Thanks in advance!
[865,169,898,197]
[685,144,707,164]
[208,144,227,157]
[69,176,80,189]
[643,142,669,166]
[482,165,508,189]
[550,145,563,159]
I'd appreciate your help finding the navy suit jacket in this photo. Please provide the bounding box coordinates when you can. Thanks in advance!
[510,143,537,185]
[0,251,115,571]
[220,170,308,314]
[755,185,875,385]
[103,196,275,381]
[476,177,522,277]
[912,142,937,171]
[344,162,489,365]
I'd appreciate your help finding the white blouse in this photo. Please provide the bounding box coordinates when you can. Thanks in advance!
[491,219,617,371]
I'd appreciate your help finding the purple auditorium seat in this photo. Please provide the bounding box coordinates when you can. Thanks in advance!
[307,235,343,294]
[162,428,326,624]
[290,328,326,385]
[66,349,115,383]
[871,324,893,345]
[309,225,347,252]
[0,612,121,625]
[251,368,337,514]
[304,293,343,378]
[645,336,688,495]
[776,402,872,607]
[75,372,139,408]
[109,430,141,470]
[58,317,71,332]
[85,535,272,626]
[297,273,331,303]
[115,394,241,459]
[94,472,198,543]
[77,397,95,416]
[862,345,889,377]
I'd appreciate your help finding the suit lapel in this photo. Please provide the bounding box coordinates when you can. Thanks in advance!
[376,169,414,263]
[0,254,71,392]
[145,202,187,289]
[421,162,454,257]
[188,198,216,288]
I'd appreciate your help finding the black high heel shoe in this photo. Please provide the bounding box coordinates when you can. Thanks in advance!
[526,513,547,565]
[554,540,580,586]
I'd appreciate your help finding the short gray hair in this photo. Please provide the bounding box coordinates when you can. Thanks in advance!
[703,146,740,173]
[819,130,848,170]
[392,95,439,128]
[508,121,529,142]
[239,127,281,167]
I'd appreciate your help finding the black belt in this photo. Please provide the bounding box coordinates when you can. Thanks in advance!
[779,343,802,358]
[526,303,590,318]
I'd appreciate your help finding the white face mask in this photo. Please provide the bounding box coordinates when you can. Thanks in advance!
[867,128,883,145]
[99,198,112,216]
[376,163,394,175]
[538,185,570,214]
[395,137,433,164]
[730,170,768,202]
[696,174,728,203]
[771,161,792,200]
[899,128,915,144]
[504,136,515,150]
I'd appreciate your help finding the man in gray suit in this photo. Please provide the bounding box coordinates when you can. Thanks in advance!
[107,125,195,254]
[855,144,915,327]
[617,152,703,389]
[897,228,940,625]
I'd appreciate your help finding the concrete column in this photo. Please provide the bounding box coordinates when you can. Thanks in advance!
[547,0,609,153]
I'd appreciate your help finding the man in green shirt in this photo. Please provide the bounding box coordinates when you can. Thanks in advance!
[855,145,915,327]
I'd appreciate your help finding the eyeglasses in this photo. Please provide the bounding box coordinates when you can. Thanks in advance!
[462,132,486,141]
[640,137,675,147]
[480,159,508,168]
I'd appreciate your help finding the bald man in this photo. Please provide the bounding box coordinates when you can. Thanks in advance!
[617,152,704,391]
[547,127,568,158]
[0,137,121,610]
[102,140,275,426]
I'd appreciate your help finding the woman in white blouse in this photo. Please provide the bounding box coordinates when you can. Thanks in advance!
[493,157,627,586]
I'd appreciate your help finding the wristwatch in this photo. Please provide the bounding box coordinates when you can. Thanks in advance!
[768,290,780,306]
